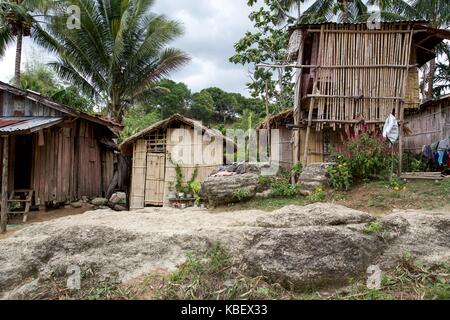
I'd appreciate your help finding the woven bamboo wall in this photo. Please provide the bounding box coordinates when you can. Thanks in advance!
[163,126,223,206]
[404,100,450,153]
[309,24,415,130]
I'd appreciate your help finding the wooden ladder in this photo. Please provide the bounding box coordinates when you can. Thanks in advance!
[8,190,34,223]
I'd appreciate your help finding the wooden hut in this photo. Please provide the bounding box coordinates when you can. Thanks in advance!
[404,95,450,154]
[257,109,295,170]
[120,114,232,209]
[274,21,450,169]
[0,81,122,231]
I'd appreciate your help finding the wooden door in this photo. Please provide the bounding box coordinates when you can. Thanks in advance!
[145,153,165,206]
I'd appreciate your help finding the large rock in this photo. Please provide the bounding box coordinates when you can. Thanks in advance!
[109,192,127,206]
[300,163,334,193]
[202,173,259,207]
[245,204,384,289]
[1,203,450,298]
[91,198,109,206]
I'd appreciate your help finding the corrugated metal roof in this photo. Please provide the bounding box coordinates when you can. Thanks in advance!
[292,19,429,27]
[0,117,64,134]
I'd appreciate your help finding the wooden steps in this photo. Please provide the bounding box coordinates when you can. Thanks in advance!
[400,172,445,181]
[7,190,34,222]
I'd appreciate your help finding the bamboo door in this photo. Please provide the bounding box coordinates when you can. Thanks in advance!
[130,140,147,209]
[145,153,166,206]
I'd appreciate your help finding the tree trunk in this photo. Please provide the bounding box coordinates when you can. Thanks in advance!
[14,27,23,87]
[297,0,302,22]
[426,58,437,100]
[342,0,350,23]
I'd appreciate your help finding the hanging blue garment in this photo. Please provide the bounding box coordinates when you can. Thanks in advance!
[437,150,445,166]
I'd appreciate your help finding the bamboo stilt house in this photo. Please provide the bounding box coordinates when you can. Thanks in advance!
[281,21,450,168]
[119,114,234,209]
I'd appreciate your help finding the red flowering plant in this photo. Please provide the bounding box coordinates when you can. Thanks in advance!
[332,125,394,181]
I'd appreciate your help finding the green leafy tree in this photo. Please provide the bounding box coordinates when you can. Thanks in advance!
[203,87,239,123]
[39,0,189,122]
[0,0,58,85]
[434,43,450,96]
[190,90,214,124]
[230,0,294,113]
[121,103,160,140]
[18,61,94,113]
[407,0,450,99]
[147,79,191,119]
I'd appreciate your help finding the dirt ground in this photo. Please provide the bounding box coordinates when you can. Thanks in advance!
[0,207,90,240]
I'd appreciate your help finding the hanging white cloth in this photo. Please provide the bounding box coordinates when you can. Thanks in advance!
[383,115,399,144]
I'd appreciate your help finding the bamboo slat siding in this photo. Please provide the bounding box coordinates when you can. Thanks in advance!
[310,24,415,131]
[404,100,450,153]
[129,125,225,208]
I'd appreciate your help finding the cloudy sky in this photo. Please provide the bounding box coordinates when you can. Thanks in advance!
[0,0,258,96]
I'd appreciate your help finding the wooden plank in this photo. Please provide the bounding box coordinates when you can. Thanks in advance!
[1,136,8,233]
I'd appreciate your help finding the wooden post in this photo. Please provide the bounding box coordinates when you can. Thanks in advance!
[1,136,9,233]
[398,28,414,177]
[303,99,314,165]
[293,30,305,166]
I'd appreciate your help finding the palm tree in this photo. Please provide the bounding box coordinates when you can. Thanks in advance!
[407,0,450,99]
[433,43,450,96]
[0,0,56,85]
[299,0,368,23]
[36,0,189,122]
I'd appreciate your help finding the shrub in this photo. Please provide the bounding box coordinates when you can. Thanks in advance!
[307,186,326,203]
[364,221,382,234]
[233,189,251,201]
[333,133,393,180]
[291,162,303,179]
[327,161,353,191]
[387,177,407,192]
[271,178,300,198]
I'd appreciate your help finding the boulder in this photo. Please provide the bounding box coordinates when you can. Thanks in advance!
[113,205,128,212]
[202,173,259,207]
[244,204,384,289]
[91,198,108,206]
[109,192,127,206]
[300,163,334,193]
[71,201,83,209]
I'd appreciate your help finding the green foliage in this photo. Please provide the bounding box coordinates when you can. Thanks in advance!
[190,91,214,124]
[18,62,94,113]
[233,189,252,202]
[42,0,190,122]
[307,186,326,203]
[332,133,393,181]
[190,181,201,195]
[170,159,198,194]
[147,80,191,119]
[403,152,426,173]
[229,0,294,111]
[271,178,300,198]
[327,161,353,191]
[364,221,382,234]
[121,104,160,141]
[387,177,407,192]
[291,162,303,177]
